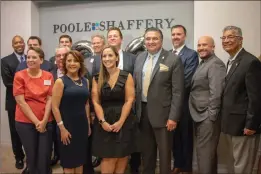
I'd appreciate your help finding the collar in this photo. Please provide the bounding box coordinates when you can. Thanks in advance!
[14,51,25,59]
[229,47,243,61]
[148,48,162,58]
[173,44,185,54]
[118,49,123,55]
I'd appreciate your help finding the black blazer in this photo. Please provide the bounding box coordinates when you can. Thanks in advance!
[92,51,136,75]
[221,48,261,135]
[1,53,20,110]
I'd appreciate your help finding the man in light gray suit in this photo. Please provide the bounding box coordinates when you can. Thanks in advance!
[134,27,184,174]
[189,36,226,174]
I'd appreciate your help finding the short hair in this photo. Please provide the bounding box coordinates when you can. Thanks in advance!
[55,46,71,55]
[27,36,42,46]
[59,34,72,43]
[62,50,86,77]
[223,26,243,37]
[91,34,106,44]
[27,47,45,60]
[171,25,187,35]
[107,27,123,39]
[144,27,163,40]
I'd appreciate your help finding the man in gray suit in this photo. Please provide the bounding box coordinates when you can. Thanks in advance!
[189,36,226,174]
[134,27,184,174]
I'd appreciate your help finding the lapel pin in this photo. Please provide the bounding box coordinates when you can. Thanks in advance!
[162,56,164,60]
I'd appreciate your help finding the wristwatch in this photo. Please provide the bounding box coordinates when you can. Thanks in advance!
[99,119,106,124]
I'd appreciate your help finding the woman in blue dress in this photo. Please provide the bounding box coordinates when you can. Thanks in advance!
[52,50,91,174]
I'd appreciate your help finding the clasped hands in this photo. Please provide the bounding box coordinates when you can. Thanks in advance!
[102,121,123,133]
[166,119,177,131]
[35,120,47,133]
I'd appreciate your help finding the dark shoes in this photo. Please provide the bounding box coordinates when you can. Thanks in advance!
[51,155,59,166]
[15,159,24,169]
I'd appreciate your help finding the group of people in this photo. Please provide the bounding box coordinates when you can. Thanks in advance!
[1,24,261,174]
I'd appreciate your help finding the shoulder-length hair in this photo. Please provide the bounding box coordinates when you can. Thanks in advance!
[62,50,87,77]
[98,45,119,93]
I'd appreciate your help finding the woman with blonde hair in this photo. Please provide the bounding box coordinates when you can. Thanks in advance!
[91,45,138,173]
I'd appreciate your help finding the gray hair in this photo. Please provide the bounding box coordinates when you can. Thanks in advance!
[55,46,70,55]
[223,26,242,37]
[91,34,106,44]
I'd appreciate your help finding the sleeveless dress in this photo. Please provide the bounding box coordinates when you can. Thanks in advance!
[92,70,138,158]
[59,75,89,168]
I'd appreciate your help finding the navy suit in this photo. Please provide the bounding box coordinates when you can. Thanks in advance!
[16,60,54,72]
[171,46,199,172]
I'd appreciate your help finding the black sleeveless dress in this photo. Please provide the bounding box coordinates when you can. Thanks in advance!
[92,70,138,158]
[59,75,89,168]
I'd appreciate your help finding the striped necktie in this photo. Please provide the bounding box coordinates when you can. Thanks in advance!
[143,55,154,97]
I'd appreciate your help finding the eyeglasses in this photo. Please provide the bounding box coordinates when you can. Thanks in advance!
[220,35,241,40]
[56,54,66,58]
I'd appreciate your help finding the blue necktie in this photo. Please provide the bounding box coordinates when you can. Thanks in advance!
[20,56,25,62]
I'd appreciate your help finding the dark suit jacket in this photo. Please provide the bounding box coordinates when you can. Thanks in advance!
[92,51,136,75]
[16,60,54,72]
[49,56,55,65]
[172,46,199,89]
[1,53,20,110]
[221,48,261,135]
[134,49,184,128]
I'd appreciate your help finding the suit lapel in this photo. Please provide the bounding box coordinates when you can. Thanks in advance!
[224,49,244,89]
[178,45,187,57]
[122,51,128,71]
[11,53,20,67]
[138,52,148,89]
[150,49,167,83]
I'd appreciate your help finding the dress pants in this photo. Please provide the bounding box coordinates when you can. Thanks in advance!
[222,133,259,174]
[51,120,60,158]
[7,109,25,161]
[16,122,53,174]
[172,89,193,172]
[140,102,173,174]
[194,117,220,174]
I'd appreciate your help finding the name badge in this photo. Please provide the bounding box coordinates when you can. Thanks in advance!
[90,58,94,63]
[44,80,51,86]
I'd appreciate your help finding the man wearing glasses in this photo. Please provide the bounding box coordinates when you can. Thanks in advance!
[220,26,261,174]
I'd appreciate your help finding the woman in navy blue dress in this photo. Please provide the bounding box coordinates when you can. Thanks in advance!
[52,50,91,174]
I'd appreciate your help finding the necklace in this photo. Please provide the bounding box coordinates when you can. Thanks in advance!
[67,75,83,86]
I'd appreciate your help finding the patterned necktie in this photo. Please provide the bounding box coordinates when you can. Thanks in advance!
[173,50,177,55]
[20,56,25,62]
[143,55,154,97]
[226,59,234,73]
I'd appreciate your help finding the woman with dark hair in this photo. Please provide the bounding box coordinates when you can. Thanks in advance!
[92,45,137,173]
[13,47,54,174]
[52,50,91,173]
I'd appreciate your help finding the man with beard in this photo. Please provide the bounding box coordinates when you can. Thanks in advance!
[189,36,226,174]
[1,35,26,170]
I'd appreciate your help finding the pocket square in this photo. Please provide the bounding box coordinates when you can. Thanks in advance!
[159,63,169,71]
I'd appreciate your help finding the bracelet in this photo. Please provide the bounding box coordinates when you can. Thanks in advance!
[57,121,63,126]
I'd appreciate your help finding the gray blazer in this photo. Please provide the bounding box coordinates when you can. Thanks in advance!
[134,49,184,128]
[189,55,226,122]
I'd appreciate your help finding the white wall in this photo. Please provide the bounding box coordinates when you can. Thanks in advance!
[194,1,261,63]
[1,1,40,145]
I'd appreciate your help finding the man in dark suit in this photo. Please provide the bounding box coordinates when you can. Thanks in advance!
[92,27,136,76]
[134,27,184,174]
[189,36,226,174]
[220,26,261,174]
[16,36,53,72]
[1,35,25,169]
[49,35,72,65]
[170,25,198,174]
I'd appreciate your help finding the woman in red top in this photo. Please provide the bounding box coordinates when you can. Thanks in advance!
[13,47,54,174]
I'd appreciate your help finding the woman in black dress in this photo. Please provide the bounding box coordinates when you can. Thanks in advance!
[92,45,136,173]
[52,50,91,173]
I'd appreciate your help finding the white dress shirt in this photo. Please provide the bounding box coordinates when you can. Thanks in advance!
[118,49,124,70]
[172,44,185,55]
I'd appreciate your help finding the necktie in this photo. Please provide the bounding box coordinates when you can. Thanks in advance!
[173,50,177,55]
[226,59,234,73]
[20,56,25,62]
[143,55,153,97]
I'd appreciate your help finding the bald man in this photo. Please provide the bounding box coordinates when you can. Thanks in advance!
[189,36,226,174]
[1,35,26,169]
